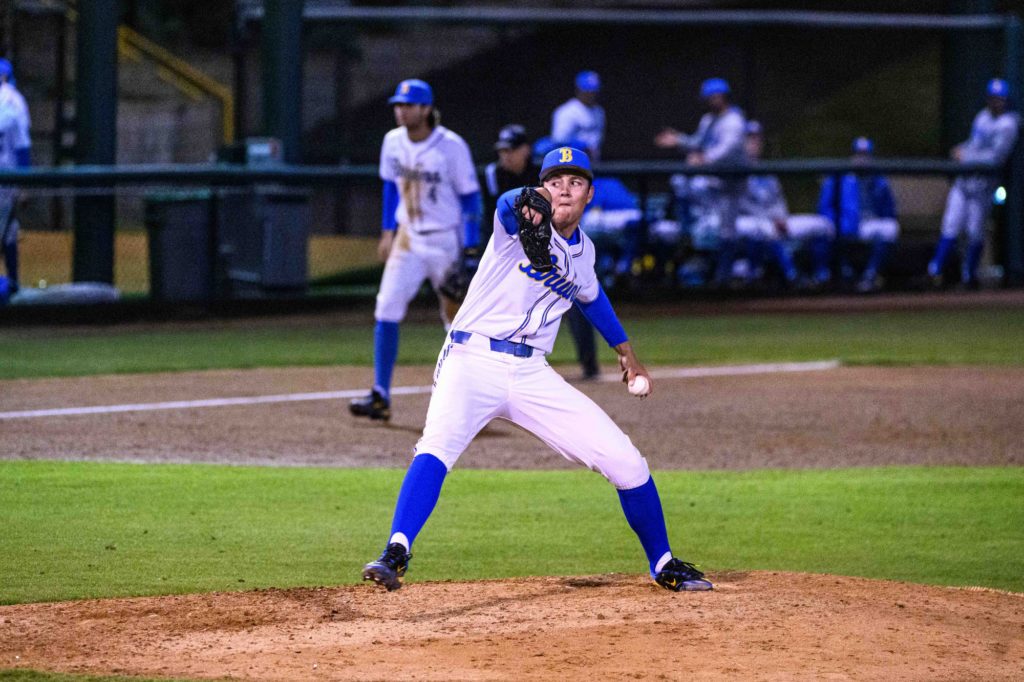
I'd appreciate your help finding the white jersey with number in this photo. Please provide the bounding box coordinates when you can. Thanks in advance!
[551,98,605,160]
[379,125,479,236]
[449,209,600,354]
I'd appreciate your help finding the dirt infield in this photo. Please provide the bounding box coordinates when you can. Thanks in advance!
[3,355,1023,679]
[2,572,1022,681]
[2,365,1021,469]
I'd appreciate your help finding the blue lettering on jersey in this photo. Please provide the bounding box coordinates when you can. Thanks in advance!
[518,259,581,301]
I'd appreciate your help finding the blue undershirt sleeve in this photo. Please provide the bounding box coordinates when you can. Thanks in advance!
[577,286,628,348]
[459,190,482,249]
[14,147,30,168]
[381,180,398,231]
[497,187,523,235]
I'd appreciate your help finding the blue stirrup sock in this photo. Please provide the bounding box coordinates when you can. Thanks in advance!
[2,241,17,291]
[963,240,984,283]
[617,476,673,576]
[863,238,891,281]
[373,320,400,399]
[388,453,448,550]
[930,236,957,277]
[770,241,798,282]
[810,235,832,281]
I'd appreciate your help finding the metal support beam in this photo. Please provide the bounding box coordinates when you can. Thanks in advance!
[73,0,118,284]
[262,0,304,163]
[1003,15,1024,285]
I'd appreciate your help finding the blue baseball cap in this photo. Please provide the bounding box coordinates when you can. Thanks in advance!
[745,120,763,136]
[0,58,12,81]
[700,77,731,99]
[540,146,593,182]
[575,70,600,93]
[852,136,874,155]
[388,79,433,105]
[987,77,1009,99]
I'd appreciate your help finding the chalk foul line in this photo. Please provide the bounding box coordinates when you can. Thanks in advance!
[0,360,841,420]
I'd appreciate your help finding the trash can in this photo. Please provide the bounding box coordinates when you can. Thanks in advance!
[215,185,310,297]
[145,190,214,302]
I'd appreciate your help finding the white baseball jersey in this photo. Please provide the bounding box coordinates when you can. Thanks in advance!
[960,108,1020,168]
[379,125,479,236]
[449,213,600,354]
[551,98,605,159]
[678,107,747,165]
[0,83,29,169]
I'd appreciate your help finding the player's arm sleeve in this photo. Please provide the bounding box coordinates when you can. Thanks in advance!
[576,286,628,348]
[703,115,744,163]
[551,104,573,142]
[877,178,897,218]
[817,177,836,220]
[381,180,398,231]
[964,119,1019,166]
[496,187,524,236]
[459,190,482,249]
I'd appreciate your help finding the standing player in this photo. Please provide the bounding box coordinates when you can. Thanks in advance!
[0,58,31,297]
[928,78,1020,288]
[483,124,540,241]
[551,70,605,161]
[655,77,747,286]
[349,79,481,421]
[817,137,899,293]
[361,146,712,593]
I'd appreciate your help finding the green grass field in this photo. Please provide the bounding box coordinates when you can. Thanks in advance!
[2,461,1021,606]
[2,308,1024,379]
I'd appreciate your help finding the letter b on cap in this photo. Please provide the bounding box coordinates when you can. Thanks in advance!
[560,148,573,162]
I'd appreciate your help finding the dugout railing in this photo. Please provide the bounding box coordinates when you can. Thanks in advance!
[0,157,1014,304]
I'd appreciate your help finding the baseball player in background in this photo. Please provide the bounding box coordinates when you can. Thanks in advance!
[655,78,747,287]
[551,70,605,161]
[0,58,31,298]
[736,121,835,287]
[350,79,481,421]
[362,146,712,594]
[928,77,1020,288]
[817,137,899,293]
[483,124,540,243]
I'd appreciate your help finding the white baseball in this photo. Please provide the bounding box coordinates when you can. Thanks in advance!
[628,375,650,397]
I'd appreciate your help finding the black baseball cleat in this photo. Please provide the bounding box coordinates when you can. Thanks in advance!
[362,542,412,591]
[654,558,713,592]
[349,389,391,421]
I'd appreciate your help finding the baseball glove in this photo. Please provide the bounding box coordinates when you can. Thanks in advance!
[513,187,554,272]
[438,247,480,303]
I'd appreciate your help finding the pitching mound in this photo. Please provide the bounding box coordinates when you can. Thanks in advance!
[2,572,1021,681]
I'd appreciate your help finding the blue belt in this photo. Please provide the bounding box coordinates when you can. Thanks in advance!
[451,330,534,358]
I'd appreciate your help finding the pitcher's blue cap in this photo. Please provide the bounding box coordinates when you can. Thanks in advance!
[575,70,600,93]
[700,77,731,99]
[852,136,874,155]
[388,79,433,105]
[987,78,1009,99]
[540,146,593,182]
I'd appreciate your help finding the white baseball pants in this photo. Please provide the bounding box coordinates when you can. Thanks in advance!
[940,179,994,242]
[414,333,652,490]
[375,228,459,323]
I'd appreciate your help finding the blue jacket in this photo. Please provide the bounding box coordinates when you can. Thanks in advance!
[817,173,896,237]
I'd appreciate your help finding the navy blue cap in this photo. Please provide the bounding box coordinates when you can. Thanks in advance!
[700,77,731,99]
[987,78,1009,99]
[388,79,433,105]
[495,124,529,150]
[540,146,593,182]
[852,136,874,155]
[575,70,600,93]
